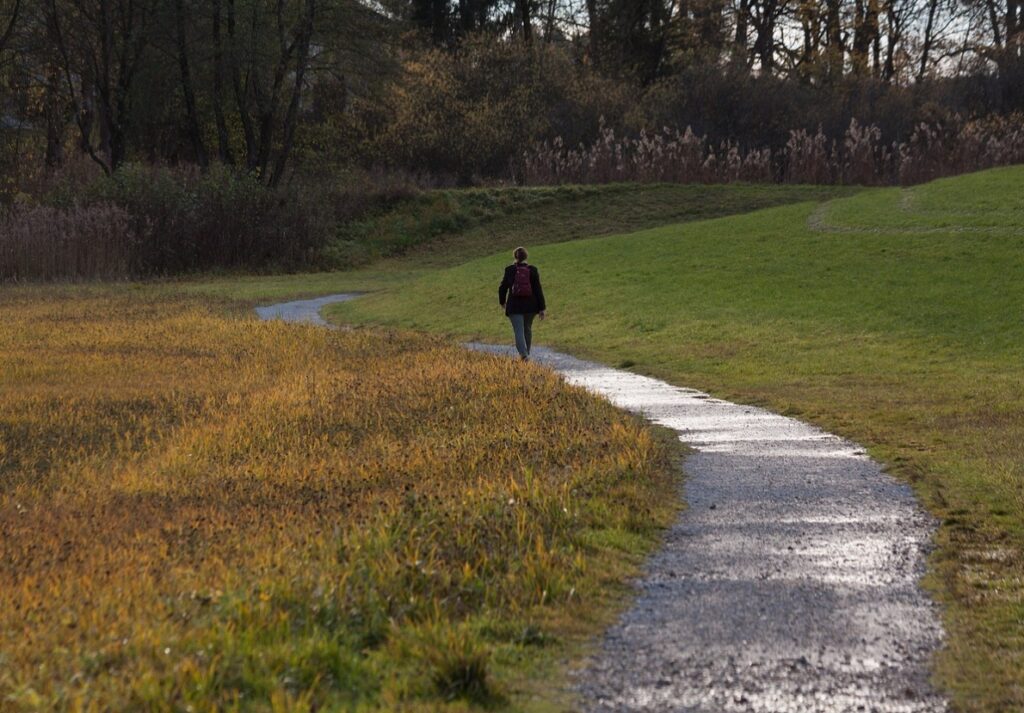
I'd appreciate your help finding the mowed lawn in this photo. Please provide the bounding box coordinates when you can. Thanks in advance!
[335,166,1024,711]
[0,289,679,711]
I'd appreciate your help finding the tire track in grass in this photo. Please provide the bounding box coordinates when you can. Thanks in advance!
[257,294,947,713]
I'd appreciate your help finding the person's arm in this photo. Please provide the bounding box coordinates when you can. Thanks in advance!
[499,267,511,307]
[533,267,546,314]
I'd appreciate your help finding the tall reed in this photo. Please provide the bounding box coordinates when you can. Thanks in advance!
[0,203,136,282]
[519,114,1024,187]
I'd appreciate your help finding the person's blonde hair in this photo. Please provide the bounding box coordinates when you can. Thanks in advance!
[513,246,528,262]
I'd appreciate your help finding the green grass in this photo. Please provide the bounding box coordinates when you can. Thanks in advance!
[187,182,851,303]
[332,165,1024,712]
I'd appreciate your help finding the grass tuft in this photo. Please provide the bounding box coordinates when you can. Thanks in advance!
[419,625,495,704]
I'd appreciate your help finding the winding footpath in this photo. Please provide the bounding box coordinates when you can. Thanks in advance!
[257,295,947,713]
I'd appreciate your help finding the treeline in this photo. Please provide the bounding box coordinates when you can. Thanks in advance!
[1,0,1023,190]
[0,0,334,182]
[1,0,1023,280]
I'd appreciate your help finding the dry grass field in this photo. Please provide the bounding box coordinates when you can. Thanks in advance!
[0,288,678,711]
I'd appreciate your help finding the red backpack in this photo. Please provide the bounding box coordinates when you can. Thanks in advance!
[511,263,533,298]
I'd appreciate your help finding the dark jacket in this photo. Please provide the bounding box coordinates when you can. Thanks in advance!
[499,262,546,316]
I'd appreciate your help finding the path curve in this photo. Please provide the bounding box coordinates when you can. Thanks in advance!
[254,293,361,326]
[257,294,946,713]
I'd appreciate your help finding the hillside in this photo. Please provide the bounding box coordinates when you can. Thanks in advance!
[335,166,1024,711]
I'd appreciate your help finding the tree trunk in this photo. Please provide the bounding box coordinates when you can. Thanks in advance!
[517,0,533,43]
[1009,0,1020,53]
[211,0,235,163]
[825,0,843,81]
[852,0,867,74]
[734,0,749,57]
[254,76,277,178]
[917,0,938,81]
[870,0,881,76]
[270,0,315,187]
[585,0,601,63]
[882,0,896,81]
[752,0,778,73]
[44,63,65,169]
[794,0,819,77]
[255,0,299,179]
[544,0,557,41]
[457,0,472,35]
[47,0,109,174]
[432,0,447,44]
[226,0,258,169]
[97,0,114,167]
[175,0,209,167]
[0,0,20,56]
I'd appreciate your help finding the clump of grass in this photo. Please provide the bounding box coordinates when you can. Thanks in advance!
[410,624,494,703]
[0,287,678,710]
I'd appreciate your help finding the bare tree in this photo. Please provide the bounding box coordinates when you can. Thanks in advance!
[211,0,235,163]
[0,0,20,59]
[225,0,258,167]
[918,0,941,79]
[48,0,152,173]
[749,0,787,72]
[882,0,919,81]
[174,0,208,167]
[823,0,843,80]
[851,0,880,75]
[269,0,315,186]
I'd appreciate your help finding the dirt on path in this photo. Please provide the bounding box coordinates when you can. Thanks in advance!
[258,296,947,713]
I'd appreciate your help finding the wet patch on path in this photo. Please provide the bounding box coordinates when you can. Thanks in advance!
[258,296,947,713]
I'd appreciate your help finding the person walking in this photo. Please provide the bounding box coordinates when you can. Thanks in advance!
[499,247,546,361]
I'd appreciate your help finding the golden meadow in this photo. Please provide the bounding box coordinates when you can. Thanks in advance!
[0,288,676,711]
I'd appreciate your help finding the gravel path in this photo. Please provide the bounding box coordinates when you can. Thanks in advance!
[254,293,361,326]
[257,295,947,713]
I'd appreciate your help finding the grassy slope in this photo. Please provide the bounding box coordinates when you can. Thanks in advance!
[187,182,851,303]
[335,166,1024,712]
[0,288,679,711]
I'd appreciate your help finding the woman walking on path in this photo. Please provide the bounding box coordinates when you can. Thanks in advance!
[499,247,546,361]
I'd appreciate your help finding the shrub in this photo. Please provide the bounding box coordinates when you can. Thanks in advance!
[325,167,423,223]
[83,164,333,274]
[3,164,337,281]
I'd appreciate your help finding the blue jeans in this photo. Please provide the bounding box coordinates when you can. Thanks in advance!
[508,313,536,359]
